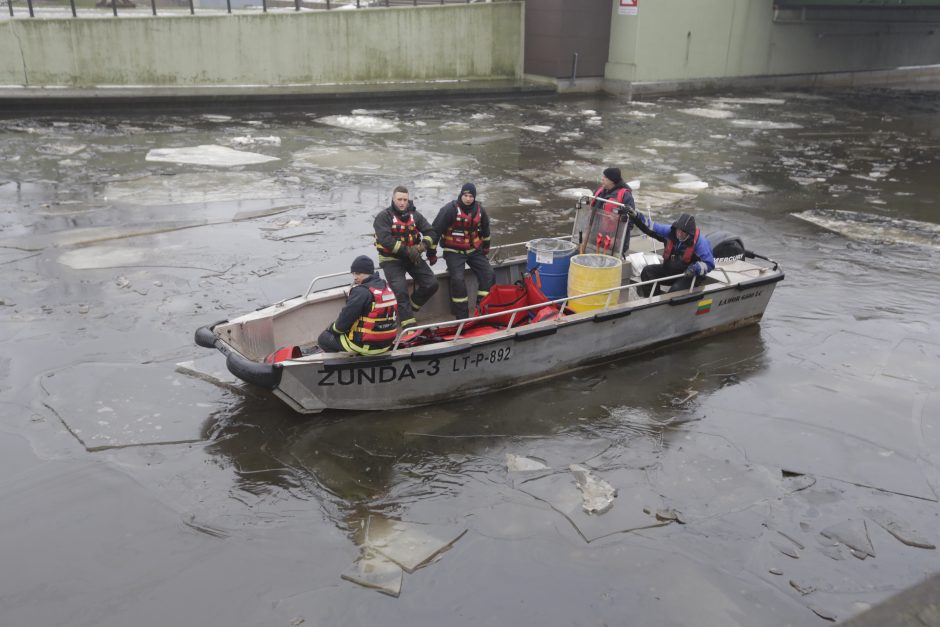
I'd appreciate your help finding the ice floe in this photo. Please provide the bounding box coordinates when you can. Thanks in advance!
[316,114,400,134]
[146,145,279,167]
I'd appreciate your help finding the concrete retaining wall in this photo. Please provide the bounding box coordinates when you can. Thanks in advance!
[605,0,940,89]
[0,4,523,88]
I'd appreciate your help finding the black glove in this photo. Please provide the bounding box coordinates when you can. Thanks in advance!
[482,244,491,256]
[617,205,637,219]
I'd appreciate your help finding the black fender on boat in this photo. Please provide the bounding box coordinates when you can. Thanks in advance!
[226,352,282,390]
[194,320,228,349]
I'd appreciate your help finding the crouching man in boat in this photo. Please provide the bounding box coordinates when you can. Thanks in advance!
[374,186,439,329]
[628,210,716,297]
[316,255,399,355]
[431,182,495,320]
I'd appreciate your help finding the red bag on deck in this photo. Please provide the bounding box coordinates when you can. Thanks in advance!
[474,283,528,326]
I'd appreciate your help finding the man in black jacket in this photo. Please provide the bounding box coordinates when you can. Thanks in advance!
[317,255,399,355]
[431,182,494,320]
[373,186,439,328]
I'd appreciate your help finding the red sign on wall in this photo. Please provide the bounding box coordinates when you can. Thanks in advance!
[619,0,638,15]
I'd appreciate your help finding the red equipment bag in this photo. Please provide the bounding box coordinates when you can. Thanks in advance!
[474,283,528,326]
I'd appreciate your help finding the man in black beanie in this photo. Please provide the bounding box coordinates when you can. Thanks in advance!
[317,255,399,355]
[589,167,636,255]
[432,182,495,320]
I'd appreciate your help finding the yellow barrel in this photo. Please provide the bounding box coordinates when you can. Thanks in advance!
[566,254,623,313]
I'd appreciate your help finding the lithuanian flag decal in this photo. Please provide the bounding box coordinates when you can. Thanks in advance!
[696,298,713,315]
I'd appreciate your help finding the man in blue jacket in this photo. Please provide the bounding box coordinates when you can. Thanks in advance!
[627,210,715,297]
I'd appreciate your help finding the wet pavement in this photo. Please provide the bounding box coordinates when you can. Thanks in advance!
[1,91,939,626]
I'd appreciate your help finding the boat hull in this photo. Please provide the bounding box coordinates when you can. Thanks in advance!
[269,278,778,413]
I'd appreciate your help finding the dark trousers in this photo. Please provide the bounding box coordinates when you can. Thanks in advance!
[639,261,693,297]
[379,258,439,325]
[317,328,344,353]
[444,250,495,319]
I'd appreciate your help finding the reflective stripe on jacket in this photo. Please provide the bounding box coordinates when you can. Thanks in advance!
[342,284,398,355]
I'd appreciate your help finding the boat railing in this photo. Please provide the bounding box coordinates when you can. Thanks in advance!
[392,270,695,350]
[301,271,352,299]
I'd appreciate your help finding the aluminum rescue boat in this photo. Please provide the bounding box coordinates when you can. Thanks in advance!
[194,198,784,413]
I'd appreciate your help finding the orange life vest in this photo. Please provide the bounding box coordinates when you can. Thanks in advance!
[441,201,483,252]
[345,285,398,353]
[592,186,631,234]
[662,228,701,265]
[376,210,421,255]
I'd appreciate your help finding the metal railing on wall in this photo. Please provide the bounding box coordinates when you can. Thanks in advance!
[4,0,517,19]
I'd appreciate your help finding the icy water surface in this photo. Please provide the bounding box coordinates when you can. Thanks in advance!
[1,90,939,626]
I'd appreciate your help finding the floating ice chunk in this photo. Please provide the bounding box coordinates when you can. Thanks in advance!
[518,198,542,206]
[201,114,232,122]
[146,145,279,167]
[470,113,494,120]
[679,108,735,120]
[629,111,657,118]
[521,124,552,133]
[627,180,640,190]
[351,108,394,115]
[862,506,935,549]
[671,180,708,191]
[37,143,86,156]
[316,114,400,134]
[364,516,466,573]
[229,135,281,147]
[580,109,597,115]
[708,185,745,197]
[717,97,787,106]
[739,183,773,194]
[569,464,616,515]
[506,453,549,472]
[646,139,693,148]
[730,119,803,130]
[820,519,875,558]
[792,209,940,249]
[341,550,403,597]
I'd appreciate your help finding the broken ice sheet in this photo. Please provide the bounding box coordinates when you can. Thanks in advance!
[517,466,667,542]
[39,363,221,450]
[145,145,280,167]
[878,338,940,388]
[176,353,254,395]
[341,549,403,597]
[648,431,779,520]
[819,519,875,558]
[363,516,465,574]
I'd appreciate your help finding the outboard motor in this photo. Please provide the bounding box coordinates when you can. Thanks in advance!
[707,231,746,262]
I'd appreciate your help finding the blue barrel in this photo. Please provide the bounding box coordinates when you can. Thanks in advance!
[526,239,578,300]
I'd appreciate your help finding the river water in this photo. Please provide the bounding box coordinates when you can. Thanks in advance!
[1,90,938,626]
